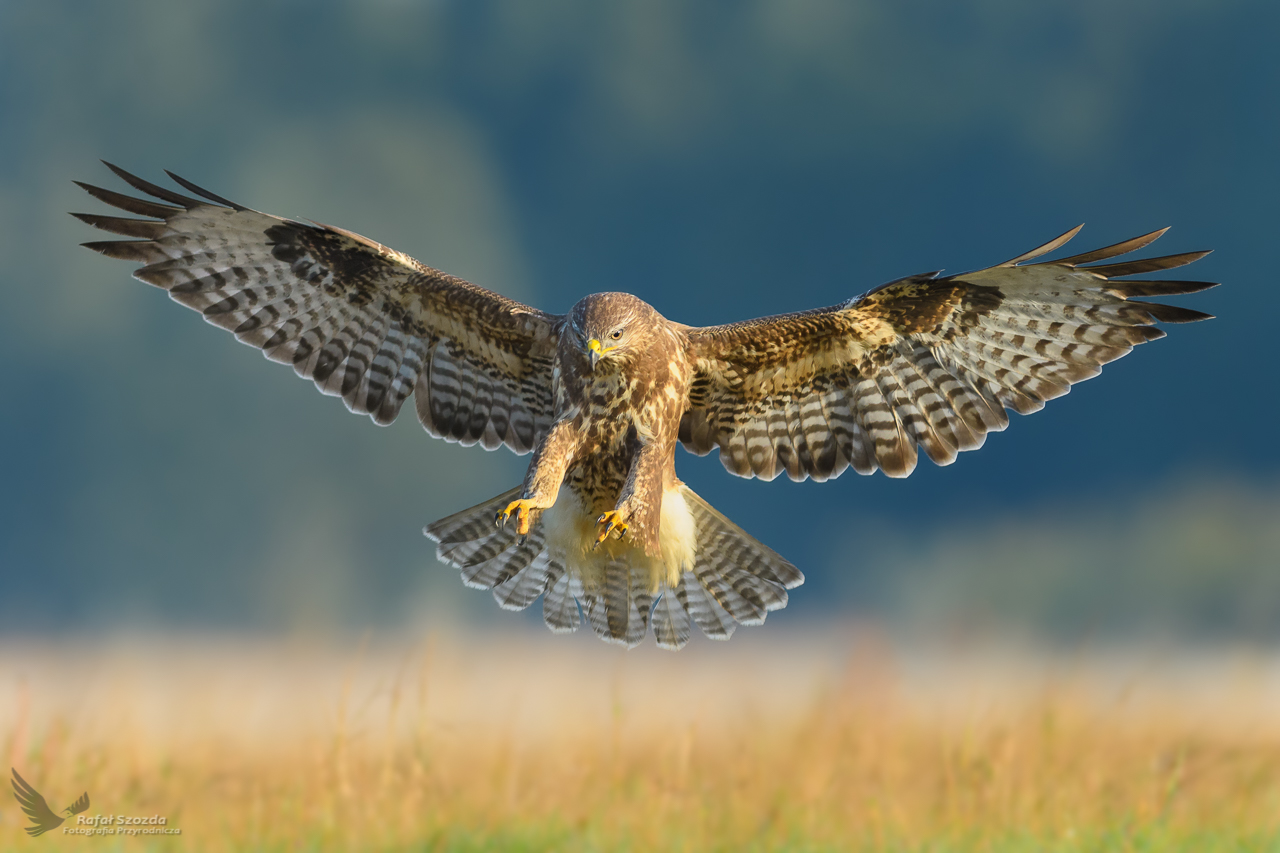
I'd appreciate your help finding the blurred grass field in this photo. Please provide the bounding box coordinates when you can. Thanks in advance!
[4,628,1280,851]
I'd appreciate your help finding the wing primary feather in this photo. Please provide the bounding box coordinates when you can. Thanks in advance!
[80,239,158,262]
[998,224,1083,267]
[73,181,178,218]
[1083,250,1212,277]
[165,170,248,210]
[70,211,167,239]
[1049,227,1169,266]
[1139,303,1214,324]
[1103,280,1220,298]
[101,161,200,209]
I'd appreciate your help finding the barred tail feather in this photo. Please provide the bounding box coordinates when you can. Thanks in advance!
[541,564,582,633]
[423,484,803,650]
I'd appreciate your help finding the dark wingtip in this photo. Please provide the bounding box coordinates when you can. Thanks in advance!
[74,179,180,218]
[100,162,200,209]
[1104,279,1221,299]
[164,170,247,210]
[1051,227,1171,267]
[1144,303,1215,324]
[1000,224,1084,267]
[70,211,167,239]
[1087,249,1212,278]
[80,239,156,262]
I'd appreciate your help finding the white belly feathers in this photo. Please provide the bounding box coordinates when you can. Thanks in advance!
[542,484,697,592]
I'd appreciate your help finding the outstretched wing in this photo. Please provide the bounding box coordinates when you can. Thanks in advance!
[65,791,91,815]
[680,226,1215,481]
[11,769,64,836]
[75,164,561,454]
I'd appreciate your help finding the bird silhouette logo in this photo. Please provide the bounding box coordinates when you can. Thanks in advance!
[10,768,91,837]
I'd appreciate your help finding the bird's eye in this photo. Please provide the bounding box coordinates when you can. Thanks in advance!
[610,329,624,340]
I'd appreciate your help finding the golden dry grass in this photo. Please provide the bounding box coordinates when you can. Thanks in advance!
[3,627,1280,851]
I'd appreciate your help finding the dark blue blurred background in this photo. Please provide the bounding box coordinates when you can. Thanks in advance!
[1,0,1275,640]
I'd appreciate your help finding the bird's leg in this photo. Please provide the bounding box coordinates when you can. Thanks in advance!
[494,499,538,538]
[596,440,666,555]
[496,419,581,539]
[595,509,629,543]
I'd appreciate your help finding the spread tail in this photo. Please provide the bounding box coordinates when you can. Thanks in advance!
[424,484,803,650]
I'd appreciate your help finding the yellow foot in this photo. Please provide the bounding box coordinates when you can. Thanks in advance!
[595,510,629,546]
[495,499,536,536]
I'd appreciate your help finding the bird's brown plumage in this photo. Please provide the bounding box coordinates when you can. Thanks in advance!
[77,166,1216,649]
[77,164,559,453]
[680,226,1212,482]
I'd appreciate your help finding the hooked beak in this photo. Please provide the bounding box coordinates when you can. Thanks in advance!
[586,338,602,370]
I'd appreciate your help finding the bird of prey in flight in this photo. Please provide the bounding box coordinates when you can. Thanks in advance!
[11,768,90,837]
[76,163,1214,649]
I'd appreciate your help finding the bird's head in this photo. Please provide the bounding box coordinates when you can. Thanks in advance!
[566,292,655,373]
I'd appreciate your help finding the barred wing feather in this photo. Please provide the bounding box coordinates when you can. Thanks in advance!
[75,164,560,454]
[681,226,1215,481]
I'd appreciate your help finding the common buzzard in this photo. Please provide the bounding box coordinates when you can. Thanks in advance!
[76,164,1214,649]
